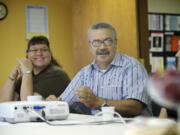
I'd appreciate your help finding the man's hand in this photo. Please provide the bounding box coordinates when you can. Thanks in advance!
[75,86,98,108]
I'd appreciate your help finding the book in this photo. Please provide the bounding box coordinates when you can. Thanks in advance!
[166,57,176,70]
[171,16,177,31]
[177,16,180,31]
[148,14,163,30]
[171,35,178,52]
[151,57,164,72]
[165,15,171,31]
[165,35,172,52]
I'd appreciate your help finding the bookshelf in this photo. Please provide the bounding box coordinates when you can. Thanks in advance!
[148,13,180,72]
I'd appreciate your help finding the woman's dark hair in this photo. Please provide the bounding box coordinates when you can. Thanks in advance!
[27,36,50,51]
[27,36,61,67]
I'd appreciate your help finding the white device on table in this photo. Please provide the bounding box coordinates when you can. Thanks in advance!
[0,96,69,123]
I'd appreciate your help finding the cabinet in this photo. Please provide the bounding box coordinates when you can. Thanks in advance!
[72,0,148,74]
[148,13,180,72]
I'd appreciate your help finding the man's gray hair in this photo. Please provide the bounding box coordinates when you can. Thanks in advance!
[87,22,117,41]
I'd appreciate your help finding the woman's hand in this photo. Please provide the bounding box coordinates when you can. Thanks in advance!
[46,95,62,101]
[16,58,33,74]
[9,65,21,80]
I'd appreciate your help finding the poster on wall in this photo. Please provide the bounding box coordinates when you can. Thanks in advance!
[26,5,48,40]
[150,32,163,52]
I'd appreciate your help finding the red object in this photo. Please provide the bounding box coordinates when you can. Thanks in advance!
[171,35,178,52]
[150,70,180,103]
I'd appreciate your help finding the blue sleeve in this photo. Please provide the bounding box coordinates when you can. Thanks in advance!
[60,69,84,106]
[122,60,150,106]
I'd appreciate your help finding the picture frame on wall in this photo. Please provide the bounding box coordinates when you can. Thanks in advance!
[26,5,49,40]
[150,32,163,52]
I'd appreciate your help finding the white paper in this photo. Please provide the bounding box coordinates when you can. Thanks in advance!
[26,5,48,39]
[150,32,163,52]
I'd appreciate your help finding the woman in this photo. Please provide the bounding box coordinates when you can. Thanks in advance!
[0,36,70,101]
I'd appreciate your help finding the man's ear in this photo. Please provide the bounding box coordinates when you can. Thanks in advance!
[88,43,93,53]
[114,39,117,45]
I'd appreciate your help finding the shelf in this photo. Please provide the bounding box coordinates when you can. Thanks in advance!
[148,12,180,72]
[151,52,177,56]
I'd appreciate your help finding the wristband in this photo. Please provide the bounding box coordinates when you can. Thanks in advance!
[101,99,109,107]
[24,70,32,74]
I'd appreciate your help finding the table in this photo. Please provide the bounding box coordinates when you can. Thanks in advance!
[0,113,127,135]
[0,113,177,135]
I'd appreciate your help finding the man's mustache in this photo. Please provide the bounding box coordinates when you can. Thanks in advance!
[96,49,110,55]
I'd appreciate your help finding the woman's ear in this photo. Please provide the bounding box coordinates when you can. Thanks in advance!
[26,53,28,58]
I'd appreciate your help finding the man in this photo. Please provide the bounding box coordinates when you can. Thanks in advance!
[60,22,151,117]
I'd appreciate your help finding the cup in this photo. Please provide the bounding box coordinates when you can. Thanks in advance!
[101,106,115,121]
[94,106,126,125]
[27,95,42,101]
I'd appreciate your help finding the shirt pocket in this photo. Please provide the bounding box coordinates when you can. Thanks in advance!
[100,83,123,100]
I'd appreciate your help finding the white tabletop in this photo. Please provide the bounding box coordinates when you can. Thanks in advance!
[0,113,177,135]
[0,113,127,135]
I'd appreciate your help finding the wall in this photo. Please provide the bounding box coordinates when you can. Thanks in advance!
[0,0,74,87]
[0,0,142,88]
[72,0,139,73]
[148,0,180,13]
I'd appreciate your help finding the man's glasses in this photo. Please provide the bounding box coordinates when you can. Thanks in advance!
[89,38,114,47]
[28,48,50,53]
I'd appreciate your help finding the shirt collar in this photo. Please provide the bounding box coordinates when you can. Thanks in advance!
[91,52,123,69]
[33,63,51,76]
